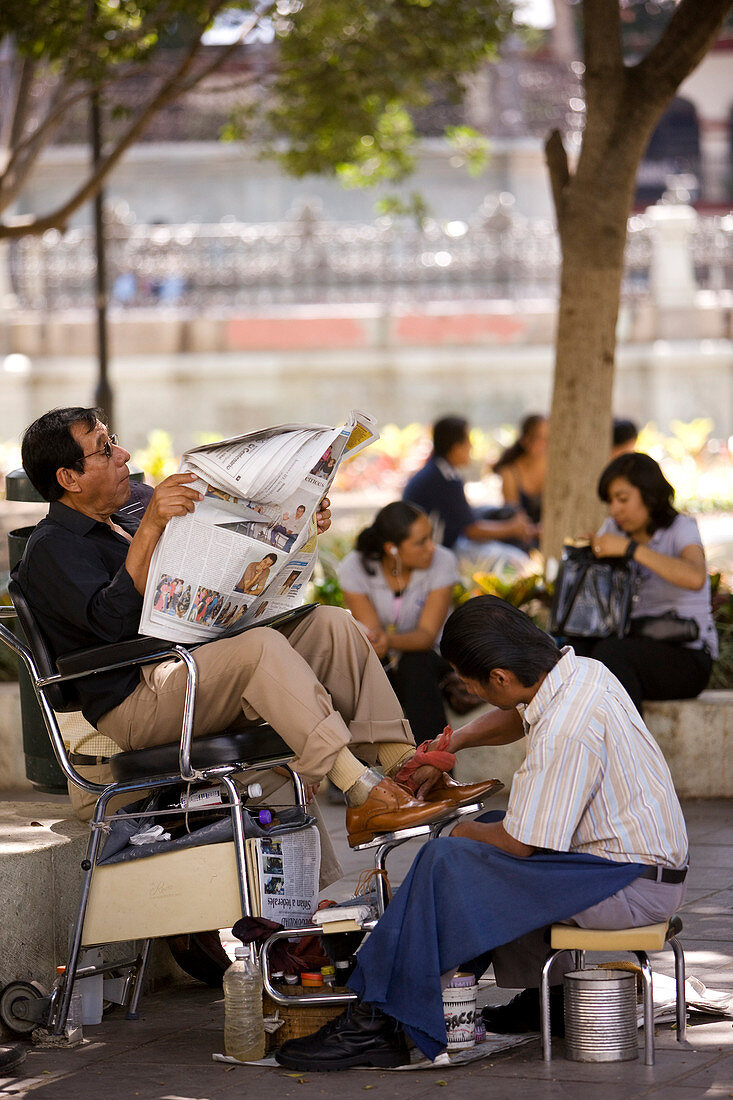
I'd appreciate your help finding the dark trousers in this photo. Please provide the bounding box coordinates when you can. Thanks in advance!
[573,635,712,715]
[387,649,451,742]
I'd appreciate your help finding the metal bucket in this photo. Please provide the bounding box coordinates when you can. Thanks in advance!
[563,969,638,1063]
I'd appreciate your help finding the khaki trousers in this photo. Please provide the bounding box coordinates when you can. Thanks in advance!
[98,605,413,784]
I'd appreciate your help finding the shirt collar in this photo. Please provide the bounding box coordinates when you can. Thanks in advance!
[48,499,108,537]
[522,646,577,727]
[434,457,462,481]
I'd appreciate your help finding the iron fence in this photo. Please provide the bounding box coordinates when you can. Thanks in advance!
[8,198,732,311]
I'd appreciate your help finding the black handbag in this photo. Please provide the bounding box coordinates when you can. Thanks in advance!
[549,542,639,640]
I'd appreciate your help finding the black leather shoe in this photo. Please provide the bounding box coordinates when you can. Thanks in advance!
[274,1000,409,1071]
[0,1043,26,1073]
[482,986,565,1037]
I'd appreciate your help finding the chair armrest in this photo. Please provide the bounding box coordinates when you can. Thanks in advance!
[56,636,183,678]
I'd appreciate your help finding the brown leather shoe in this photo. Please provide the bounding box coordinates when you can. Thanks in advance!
[420,774,503,807]
[346,777,455,848]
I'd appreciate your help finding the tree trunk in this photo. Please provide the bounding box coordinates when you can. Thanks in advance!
[542,250,622,563]
[540,0,733,564]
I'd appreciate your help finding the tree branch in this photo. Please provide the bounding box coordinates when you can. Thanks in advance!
[545,128,570,222]
[7,56,37,150]
[0,0,275,238]
[582,0,623,121]
[178,2,277,94]
[632,0,733,105]
[0,73,76,214]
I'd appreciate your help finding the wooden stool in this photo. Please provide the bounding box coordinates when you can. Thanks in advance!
[540,914,686,1066]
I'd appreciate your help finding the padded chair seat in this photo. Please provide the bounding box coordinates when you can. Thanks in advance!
[550,916,681,953]
[110,725,292,781]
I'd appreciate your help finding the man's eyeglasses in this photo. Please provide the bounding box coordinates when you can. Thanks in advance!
[83,434,118,461]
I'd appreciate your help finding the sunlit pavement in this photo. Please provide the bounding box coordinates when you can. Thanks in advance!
[1,794,731,1098]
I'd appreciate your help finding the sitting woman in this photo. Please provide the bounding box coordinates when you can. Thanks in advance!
[584,451,717,713]
[337,502,459,741]
[492,413,548,548]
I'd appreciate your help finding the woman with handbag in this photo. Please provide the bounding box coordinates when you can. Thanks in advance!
[337,501,464,740]
[584,452,717,713]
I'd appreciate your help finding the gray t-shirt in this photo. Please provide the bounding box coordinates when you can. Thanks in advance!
[337,544,459,645]
[600,513,718,658]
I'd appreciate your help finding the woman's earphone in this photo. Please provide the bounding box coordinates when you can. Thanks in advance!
[389,547,398,556]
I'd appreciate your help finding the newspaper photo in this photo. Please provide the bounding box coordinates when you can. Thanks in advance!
[139,411,378,643]
[245,826,321,929]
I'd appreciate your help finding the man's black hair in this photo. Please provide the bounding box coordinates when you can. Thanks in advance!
[432,416,468,460]
[597,451,677,534]
[612,418,638,448]
[440,595,560,687]
[21,407,103,502]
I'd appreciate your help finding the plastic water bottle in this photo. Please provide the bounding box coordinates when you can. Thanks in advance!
[223,945,265,1062]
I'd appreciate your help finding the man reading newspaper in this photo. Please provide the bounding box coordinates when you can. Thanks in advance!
[13,408,491,846]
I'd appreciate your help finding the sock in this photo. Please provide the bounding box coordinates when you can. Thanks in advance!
[377,743,415,777]
[327,748,382,807]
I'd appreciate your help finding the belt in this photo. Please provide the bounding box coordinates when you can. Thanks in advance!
[637,865,687,884]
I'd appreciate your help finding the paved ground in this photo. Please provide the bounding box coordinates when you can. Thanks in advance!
[0,793,732,1099]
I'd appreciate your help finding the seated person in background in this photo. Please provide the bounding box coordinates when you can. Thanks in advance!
[403,416,537,571]
[611,416,639,458]
[493,413,547,549]
[338,502,458,741]
[275,596,688,1071]
[12,407,480,847]
[580,451,716,715]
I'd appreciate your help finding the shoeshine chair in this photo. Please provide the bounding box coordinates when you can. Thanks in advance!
[1,580,506,1029]
[540,915,687,1066]
[0,578,310,1037]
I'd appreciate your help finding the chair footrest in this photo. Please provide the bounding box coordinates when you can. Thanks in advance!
[110,726,292,781]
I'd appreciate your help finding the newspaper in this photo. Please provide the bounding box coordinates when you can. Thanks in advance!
[139,411,378,643]
[245,826,321,929]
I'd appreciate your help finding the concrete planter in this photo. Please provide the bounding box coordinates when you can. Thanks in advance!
[0,681,31,791]
[452,690,733,800]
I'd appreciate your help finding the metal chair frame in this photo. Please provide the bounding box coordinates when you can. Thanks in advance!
[540,915,687,1066]
[0,586,307,1036]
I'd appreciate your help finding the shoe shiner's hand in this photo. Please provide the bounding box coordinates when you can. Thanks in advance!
[411,763,443,799]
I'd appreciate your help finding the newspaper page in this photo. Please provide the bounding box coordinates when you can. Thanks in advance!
[247,826,321,929]
[139,411,377,643]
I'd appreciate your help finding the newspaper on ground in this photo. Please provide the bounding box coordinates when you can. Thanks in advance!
[139,411,378,643]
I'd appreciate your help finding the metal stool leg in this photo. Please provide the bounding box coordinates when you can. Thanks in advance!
[540,950,560,1062]
[669,935,686,1043]
[634,950,654,1066]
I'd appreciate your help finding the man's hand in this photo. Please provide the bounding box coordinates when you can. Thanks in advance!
[316,496,332,534]
[141,473,203,535]
[126,473,203,594]
[450,818,534,856]
[412,763,443,798]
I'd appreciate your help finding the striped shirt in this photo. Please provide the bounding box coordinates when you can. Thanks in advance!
[503,648,688,868]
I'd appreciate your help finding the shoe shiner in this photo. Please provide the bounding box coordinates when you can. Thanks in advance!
[275,596,688,1069]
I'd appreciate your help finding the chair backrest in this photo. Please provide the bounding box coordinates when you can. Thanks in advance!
[7,577,81,712]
